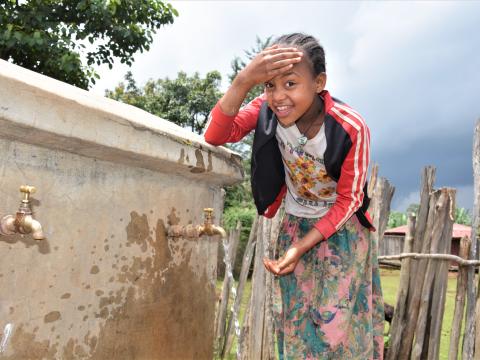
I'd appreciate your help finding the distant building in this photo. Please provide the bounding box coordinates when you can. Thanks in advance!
[381,223,471,259]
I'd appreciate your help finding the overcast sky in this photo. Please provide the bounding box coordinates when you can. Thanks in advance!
[91,1,480,213]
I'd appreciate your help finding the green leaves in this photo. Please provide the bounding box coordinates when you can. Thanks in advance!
[106,70,222,134]
[0,0,178,89]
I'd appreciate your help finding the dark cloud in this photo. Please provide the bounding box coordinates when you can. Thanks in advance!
[334,2,480,211]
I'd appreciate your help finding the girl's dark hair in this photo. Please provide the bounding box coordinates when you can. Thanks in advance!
[273,33,326,75]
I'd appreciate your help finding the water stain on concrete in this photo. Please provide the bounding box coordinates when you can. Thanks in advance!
[125,211,150,252]
[167,207,180,226]
[60,293,71,299]
[207,151,213,172]
[84,215,215,359]
[178,148,185,164]
[190,149,206,173]
[44,311,61,323]
[90,265,99,274]
[2,325,58,360]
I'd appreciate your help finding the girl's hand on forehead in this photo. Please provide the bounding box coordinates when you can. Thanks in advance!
[238,44,303,88]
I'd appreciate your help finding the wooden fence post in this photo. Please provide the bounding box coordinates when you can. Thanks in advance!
[449,236,471,360]
[463,118,480,360]
[368,163,379,200]
[386,213,416,360]
[246,216,270,358]
[369,177,395,256]
[262,209,283,360]
[409,166,436,298]
[399,166,436,360]
[242,207,283,360]
[222,216,258,358]
[427,189,456,360]
[411,188,455,359]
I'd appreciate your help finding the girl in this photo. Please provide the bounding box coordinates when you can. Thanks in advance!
[205,33,384,359]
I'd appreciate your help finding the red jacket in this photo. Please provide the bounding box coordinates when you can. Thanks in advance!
[205,90,374,240]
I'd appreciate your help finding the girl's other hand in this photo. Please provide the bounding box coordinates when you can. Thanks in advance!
[263,245,303,276]
[238,45,303,88]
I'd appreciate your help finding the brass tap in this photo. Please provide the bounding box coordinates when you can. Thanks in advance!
[0,185,45,240]
[197,208,227,238]
[167,208,226,239]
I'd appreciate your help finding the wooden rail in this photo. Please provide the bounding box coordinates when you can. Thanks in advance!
[378,252,480,267]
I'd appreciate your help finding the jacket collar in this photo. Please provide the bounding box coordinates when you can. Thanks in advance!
[320,90,334,114]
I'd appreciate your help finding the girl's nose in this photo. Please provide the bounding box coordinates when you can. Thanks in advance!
[272,88,287,102]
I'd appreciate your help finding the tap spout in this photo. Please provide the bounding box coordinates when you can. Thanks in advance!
[199,224,227,239]
[23,216,45,240]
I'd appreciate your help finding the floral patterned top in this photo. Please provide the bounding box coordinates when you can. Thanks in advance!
[276,122,337,218]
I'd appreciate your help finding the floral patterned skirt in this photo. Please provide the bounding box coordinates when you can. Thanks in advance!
[273,214,384,360]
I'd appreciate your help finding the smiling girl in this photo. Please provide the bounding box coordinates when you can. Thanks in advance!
[205,33,384,359]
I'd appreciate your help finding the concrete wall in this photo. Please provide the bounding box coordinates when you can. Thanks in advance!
[0,60,243,359]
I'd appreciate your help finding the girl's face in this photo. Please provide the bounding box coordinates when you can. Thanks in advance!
[264,55,326,127]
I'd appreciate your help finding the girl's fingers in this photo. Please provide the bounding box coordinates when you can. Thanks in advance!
[263,46,299,56]
[263,258,276,274]
[263,257,297,276]
[268,51,303,62]
[267,57,302,71]
[277,264,295,275]
[263,44,279,51]
[266,63,295,78]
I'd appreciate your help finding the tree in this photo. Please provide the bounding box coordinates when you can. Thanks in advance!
[406,203,420,216]
[106,70,222,134]
[455,207,472,225]
[387,211,407,229]
[0,0,177,89]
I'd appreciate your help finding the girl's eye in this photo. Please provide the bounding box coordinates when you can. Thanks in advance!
[264,82,273,89]
[286,81,296,88]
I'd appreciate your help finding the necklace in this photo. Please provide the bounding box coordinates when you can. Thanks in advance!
[297,120,316,146]
[297,103,324,146]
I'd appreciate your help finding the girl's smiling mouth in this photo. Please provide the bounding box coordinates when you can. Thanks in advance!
[275,105,293,117]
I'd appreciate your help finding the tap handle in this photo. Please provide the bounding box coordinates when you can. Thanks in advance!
[203,208,214,222]
[19,185,36,202]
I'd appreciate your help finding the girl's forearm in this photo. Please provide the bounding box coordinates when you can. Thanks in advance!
[295,227,325,255]
[218,73,255,116]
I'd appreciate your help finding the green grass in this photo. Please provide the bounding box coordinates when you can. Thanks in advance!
[216,269,466,359]
[381,268,464,360]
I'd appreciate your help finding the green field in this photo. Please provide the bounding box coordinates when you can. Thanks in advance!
[216,268,465,359]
